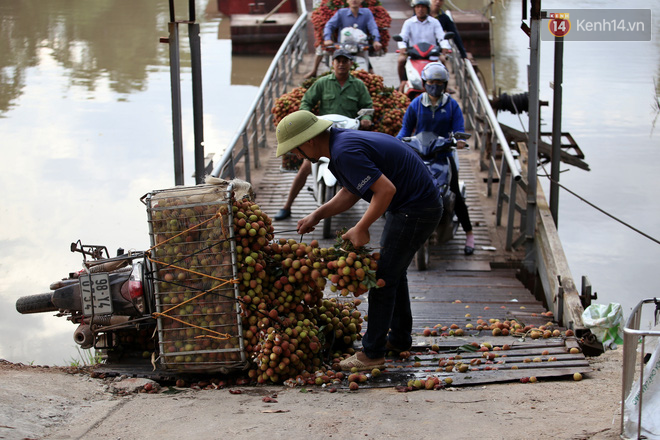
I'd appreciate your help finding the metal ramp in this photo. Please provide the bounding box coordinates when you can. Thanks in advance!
[252,121,591,389]
[208,0,596,387]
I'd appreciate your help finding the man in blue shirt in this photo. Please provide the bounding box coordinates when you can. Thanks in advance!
[275,110,443,371]
[305,0,383,79]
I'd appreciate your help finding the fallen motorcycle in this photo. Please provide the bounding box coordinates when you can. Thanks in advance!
[15,240,158,360]
[15,181,249,372]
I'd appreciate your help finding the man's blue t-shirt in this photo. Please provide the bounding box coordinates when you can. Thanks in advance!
[324,8,381,42]
[327,128,441,212]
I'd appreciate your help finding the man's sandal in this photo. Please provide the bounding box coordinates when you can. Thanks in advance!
[339,353,385,371]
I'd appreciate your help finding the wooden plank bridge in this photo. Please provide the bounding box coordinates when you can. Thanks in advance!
[95,0,594,389]
[247,45,592,387]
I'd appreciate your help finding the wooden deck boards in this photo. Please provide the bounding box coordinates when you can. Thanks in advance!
[246,21,589,385]
[94,0,592,388]
[252,105,589,388]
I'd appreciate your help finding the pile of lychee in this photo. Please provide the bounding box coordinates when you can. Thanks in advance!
[148,190,384,384]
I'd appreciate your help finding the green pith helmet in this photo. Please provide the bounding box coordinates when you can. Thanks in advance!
[275,110,332,157]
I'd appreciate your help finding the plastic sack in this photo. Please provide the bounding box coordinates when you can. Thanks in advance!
[581,303,624,349]
[623,329,660,439]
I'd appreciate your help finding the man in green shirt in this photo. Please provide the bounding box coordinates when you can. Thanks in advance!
[273,50,374,221]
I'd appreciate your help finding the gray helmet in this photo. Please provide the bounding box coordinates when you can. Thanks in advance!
[421,62,449,83]
[411,0,431,8]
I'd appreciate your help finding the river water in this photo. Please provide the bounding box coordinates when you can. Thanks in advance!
[0,0,658,365]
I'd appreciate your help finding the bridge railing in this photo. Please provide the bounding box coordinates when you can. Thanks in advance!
[450,51,526,251]
[210,0,308,182]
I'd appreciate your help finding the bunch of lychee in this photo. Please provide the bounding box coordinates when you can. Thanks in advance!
[312,297,364,358]
[247,319,323,384]
[149,190,386,381]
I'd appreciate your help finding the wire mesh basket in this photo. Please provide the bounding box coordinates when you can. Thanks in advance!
[143,182,247,373]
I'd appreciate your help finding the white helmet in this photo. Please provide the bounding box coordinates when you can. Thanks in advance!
[421,62,449,83]
[411,0,431,8]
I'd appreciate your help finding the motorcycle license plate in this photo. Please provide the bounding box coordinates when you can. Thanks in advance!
[79,273,113,316]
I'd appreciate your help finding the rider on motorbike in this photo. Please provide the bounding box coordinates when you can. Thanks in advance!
[397,0,450,93]
[274,50,374,221]
[396,62,475,255]
[305,0,383,79]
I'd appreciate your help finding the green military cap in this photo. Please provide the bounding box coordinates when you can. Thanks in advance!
[276,110,332,157]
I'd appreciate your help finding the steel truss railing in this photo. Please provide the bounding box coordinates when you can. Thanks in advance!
[449,50,527,251]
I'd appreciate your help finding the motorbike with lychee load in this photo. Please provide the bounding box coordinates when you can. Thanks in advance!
[312,109,374,239]
[15,240,158,362]
[12,181,383,382]
[13,181,252,372]
[393,32,454,100]
[10,180,273,378]
[401,130,471,270]
[323,25,373,72]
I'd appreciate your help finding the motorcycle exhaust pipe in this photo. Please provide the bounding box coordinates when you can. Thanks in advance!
[73,324,94,349]
[73,316,131,349]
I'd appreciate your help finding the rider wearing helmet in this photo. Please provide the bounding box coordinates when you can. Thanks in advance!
[396,62,475,255]
[398,63,459,137]
[411,0,431,10]
[397,0,450,92]
[421,60,449,96]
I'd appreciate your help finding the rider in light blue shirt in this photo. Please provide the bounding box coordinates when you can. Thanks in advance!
[324,6,381,45]
[305,0,382,79]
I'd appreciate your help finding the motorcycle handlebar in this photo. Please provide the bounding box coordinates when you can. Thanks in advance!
[322,43,370,53]
[402,132,470,151]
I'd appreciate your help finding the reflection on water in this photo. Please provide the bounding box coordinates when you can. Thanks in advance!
[488,0,660,327]
[0,0,270,365]
[0,0,169,114]
[231,55,273,86]
[1,0,659,365]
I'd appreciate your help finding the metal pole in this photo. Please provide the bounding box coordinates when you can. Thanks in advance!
[488,1,497,99]
[524,0,541,273]
[168,0,175,22]
[168,20,184,186]
[550,35,564,226]
[189,16,205,184]
[188,0,195,21]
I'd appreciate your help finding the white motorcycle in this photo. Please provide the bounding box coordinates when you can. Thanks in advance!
[312,109,374,238]
[323,26,371,72]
